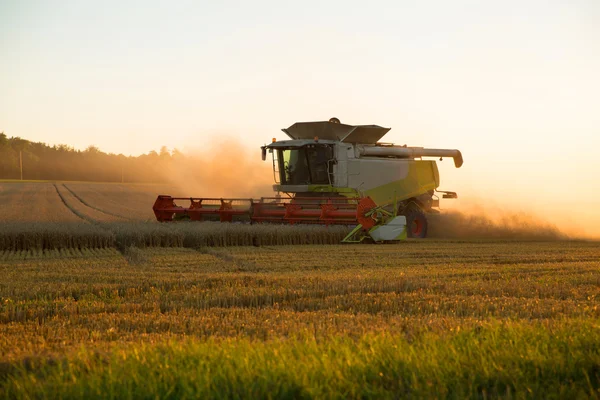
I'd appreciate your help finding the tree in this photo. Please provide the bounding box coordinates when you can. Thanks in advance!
[56,144,73,152]
[85,145,101,154]
[0,135,173,183]
[171,148,184,160]
[159,146,171,160]
[11,137,28,152]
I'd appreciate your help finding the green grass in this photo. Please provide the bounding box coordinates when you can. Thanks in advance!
[2,321,599,399]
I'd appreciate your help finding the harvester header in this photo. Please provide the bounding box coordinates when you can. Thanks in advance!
[154,118,463,243]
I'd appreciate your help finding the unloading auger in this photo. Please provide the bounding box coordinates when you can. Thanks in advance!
[153,118,463,243]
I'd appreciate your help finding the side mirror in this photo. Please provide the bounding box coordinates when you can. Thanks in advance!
[261,146,267,161]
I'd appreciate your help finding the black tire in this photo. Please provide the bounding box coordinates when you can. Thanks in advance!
[404,207,428,238]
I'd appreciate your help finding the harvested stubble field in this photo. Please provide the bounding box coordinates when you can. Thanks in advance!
[0,181,177,223]
[0,183,81,222]
[0,182,599,398]
[62,182,182,221]
[1,241,599,398]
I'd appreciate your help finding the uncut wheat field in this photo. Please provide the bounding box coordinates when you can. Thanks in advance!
[0,181,598,399]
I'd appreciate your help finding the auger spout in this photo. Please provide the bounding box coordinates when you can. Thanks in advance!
[359,146,463,168]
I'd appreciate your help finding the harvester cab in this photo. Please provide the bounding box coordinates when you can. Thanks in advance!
[153,118,463,243]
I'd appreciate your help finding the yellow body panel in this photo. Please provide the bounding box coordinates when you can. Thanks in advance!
[363,161,439,205]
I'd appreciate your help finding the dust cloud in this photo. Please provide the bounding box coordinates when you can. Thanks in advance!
[426,194,600,240]
[427,209,567,241]
[160,138,274,199]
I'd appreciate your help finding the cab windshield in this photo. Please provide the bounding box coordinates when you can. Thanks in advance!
[277,144,333,185]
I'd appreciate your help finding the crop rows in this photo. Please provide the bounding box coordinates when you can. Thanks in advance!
[0,222,115,251]
[1,242,598,354]
[0,241,598,398]
[0,221,351,252]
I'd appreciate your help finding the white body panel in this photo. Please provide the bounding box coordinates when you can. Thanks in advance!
[346,159,411,192]
[369,216,407,241]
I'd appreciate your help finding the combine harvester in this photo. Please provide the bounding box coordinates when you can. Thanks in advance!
[153,118,463,243]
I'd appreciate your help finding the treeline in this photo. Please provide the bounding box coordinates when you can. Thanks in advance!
[0,133,180,183]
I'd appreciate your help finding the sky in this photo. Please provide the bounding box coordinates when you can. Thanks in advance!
[1,0,599,235]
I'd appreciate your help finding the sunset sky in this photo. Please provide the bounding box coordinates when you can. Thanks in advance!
[1,0,599,235]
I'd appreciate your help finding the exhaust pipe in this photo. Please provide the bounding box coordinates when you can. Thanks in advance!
[360,146,463,168]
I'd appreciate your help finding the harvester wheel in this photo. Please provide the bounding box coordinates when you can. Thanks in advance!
[405,208,428,239]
